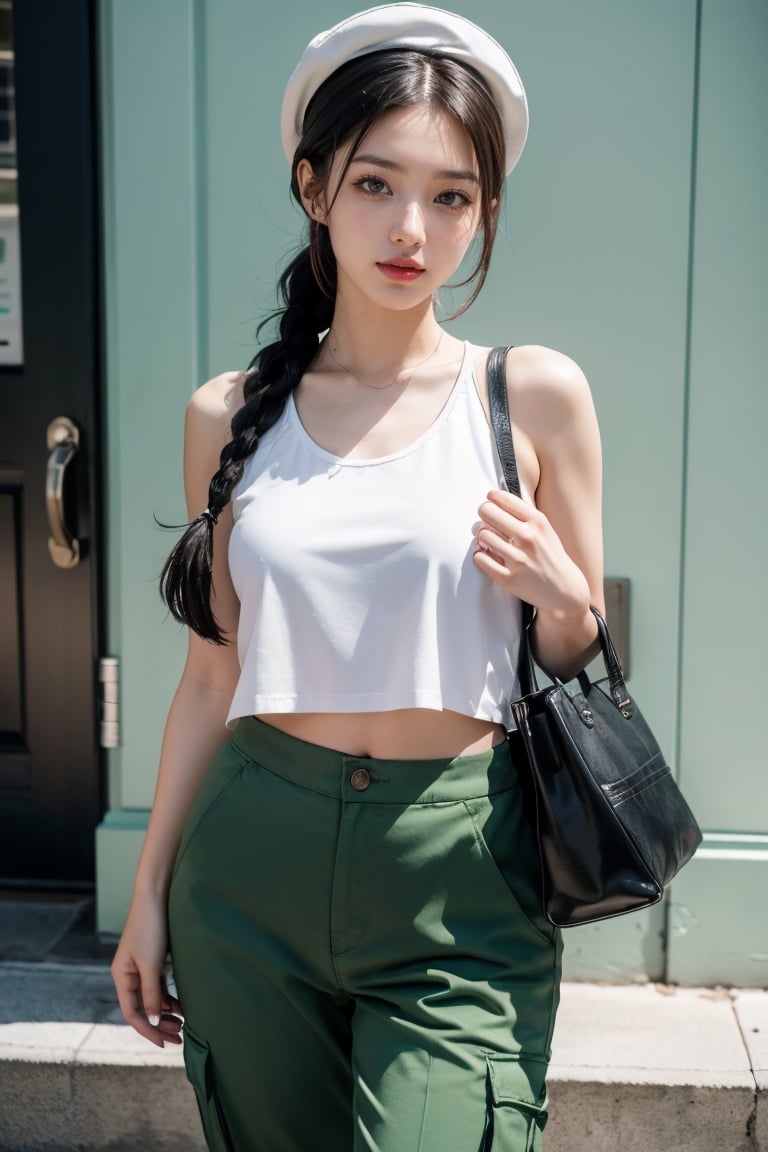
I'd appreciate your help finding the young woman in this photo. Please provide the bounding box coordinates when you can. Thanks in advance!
[112,5,603,1150]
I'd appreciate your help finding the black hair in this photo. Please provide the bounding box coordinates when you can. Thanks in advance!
[160,48,506,642]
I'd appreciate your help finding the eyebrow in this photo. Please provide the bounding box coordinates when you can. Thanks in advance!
[350,153,480,184]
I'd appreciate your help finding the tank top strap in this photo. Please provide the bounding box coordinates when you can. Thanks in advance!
[451,340,492,430]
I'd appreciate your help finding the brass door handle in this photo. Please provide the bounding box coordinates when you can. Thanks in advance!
[46,416,81,568]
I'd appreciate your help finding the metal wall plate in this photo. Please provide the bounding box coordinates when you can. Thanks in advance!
[604,578,630,679]
[99,657,119,748]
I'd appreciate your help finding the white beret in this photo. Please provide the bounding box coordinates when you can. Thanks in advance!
[280,3,528,176]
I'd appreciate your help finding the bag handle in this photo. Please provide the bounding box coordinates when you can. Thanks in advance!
[486,347,631,707]
[581,609,631,712]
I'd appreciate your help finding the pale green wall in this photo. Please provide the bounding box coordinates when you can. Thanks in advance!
[100,0,199,811]
[97,0,202,925]
[664,0,768,987]
[96,0,768,986]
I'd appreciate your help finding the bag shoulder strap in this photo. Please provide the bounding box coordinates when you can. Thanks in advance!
[487,348,626,700]
[487,346,520,498]
[486,346,538,696]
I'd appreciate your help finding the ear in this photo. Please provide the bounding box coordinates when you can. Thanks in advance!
[296,158,327,222]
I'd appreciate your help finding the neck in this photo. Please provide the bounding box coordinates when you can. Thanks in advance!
[326,295,443,373]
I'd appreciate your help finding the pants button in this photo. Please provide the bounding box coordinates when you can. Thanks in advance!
[350,767,371,791]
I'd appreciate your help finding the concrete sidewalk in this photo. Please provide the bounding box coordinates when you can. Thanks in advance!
[0,961,765,1152]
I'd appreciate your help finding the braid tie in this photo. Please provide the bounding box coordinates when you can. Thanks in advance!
[200,508,218,527]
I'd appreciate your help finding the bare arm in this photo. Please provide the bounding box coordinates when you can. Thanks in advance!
[474,345,604,680]
[111,372,244,1047]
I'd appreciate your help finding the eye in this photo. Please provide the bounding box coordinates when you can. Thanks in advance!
[435,189,473,209]
[353,175,390,196]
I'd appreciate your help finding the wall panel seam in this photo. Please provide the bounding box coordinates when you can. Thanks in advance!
[674,0,702,794]
[192,0,209,385]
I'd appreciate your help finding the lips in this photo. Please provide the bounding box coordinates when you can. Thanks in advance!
[377,259,425,282]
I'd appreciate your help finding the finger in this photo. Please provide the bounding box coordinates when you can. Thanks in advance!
[485,489,531,516]
[476,527,515,561]
[130,1005,179,1049]
[112,968,168,1048]
[475,523,525,564]
[473,546,514,583]
[140,973,166,1025]
[156,1013,184,1043]
[477,499,531,539]
[112,964,143,1024]
[140,975,186,1046]
[133,1018,175,1048]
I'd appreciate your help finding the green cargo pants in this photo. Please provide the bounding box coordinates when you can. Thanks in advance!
[168,717,562,1152]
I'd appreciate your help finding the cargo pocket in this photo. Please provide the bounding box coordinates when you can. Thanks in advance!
[481,1054,548,1151]
[182,1026,235,1152]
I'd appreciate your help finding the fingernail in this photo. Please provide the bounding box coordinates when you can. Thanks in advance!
[148,1013,160,1026]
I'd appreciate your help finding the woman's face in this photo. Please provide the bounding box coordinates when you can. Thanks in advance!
[305,104,483,314]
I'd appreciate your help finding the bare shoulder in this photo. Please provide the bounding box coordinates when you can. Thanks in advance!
[187,370,247,436]
[184,372,249,477]
[506,344,591,403]
[183,372,248,496]
[504,344,596,441]
[183,370,246,474]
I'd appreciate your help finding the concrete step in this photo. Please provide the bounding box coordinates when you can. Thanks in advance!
[0,962,765,1152]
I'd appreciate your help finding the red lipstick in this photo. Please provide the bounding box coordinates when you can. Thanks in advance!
[377,258,425,282]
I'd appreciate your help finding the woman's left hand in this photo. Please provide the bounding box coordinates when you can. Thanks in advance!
[474,488,590,618]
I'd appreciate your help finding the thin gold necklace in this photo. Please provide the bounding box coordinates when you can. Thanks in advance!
[325,330,444,391]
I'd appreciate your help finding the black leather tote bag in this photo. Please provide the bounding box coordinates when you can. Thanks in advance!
[487,347,702,927]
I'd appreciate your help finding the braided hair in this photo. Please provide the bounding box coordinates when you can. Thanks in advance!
[160,238,334,642]
[160,48,506,643]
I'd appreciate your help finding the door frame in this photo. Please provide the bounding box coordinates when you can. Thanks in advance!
[0,0,104,886]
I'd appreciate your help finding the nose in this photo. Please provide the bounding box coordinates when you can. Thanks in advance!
[390,200,426,247]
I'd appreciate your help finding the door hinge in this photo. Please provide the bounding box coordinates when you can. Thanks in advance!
[99,657,119,748]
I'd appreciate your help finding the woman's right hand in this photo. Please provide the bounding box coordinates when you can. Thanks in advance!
[111,894,183,1048]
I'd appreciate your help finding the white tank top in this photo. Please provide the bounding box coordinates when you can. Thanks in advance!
[226,341,528,729]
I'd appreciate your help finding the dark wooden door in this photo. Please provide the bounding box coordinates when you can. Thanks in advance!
[0,0,102,885]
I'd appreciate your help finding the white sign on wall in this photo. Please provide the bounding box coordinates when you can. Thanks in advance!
[0,204,22,364]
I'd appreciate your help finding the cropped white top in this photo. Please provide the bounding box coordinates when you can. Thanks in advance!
[226,342,528,729]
